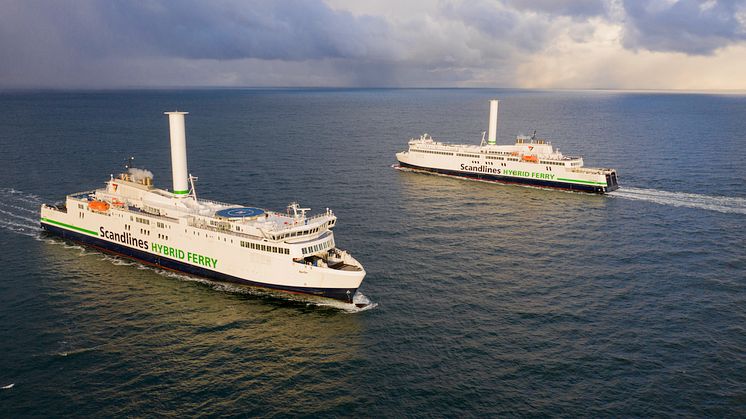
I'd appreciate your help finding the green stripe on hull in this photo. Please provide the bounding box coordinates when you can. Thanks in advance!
[173,190,189,195]
[556,177,607,186]
[41,218,99,236]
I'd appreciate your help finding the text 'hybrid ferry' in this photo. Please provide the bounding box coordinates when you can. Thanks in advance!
[40,112,366,304]
[395,100,619,193]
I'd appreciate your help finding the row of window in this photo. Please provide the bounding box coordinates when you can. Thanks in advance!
[486,156,505,160]
[301,240,334,255]
[413,149,453,156]
[456,153,480,158]
[135,216,150,225]
[240,240,290,255]
[540,161,565,166]
[276,226,322,240]
[507,157,519,161]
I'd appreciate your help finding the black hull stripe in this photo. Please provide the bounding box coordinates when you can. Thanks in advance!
[41,223,357,303]
[398,161,614,193]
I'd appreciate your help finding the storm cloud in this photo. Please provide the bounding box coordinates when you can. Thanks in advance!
[0,0,745,88]
[622,0,746,55]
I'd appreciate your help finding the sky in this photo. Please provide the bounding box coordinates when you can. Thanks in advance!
[1,0,746,90]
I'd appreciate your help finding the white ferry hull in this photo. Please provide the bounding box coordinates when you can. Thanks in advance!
[41,209,364,303]
[396,160,615,194]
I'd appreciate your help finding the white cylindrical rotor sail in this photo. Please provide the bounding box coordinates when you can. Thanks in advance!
[487,99,499,145]
[165,111,190,196]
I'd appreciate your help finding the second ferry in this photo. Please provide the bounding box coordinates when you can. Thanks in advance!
[395,100,619,193]
[40,112,366,304]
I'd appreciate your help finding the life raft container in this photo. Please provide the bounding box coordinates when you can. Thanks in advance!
[88,200,110,212]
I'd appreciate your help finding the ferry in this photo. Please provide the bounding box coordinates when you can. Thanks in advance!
[395,100,619,193]
[40,112,366,304]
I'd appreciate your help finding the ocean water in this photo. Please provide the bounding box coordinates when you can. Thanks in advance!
[0,89,745,417]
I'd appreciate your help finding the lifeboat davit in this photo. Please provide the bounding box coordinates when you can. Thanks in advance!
[88,200,110,212]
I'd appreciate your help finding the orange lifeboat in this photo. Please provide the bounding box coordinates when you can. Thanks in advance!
[522,155,538,163]
[88,200,110,212]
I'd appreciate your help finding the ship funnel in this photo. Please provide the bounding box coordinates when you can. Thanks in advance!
[165,111,190,196]
[487,99,499,145]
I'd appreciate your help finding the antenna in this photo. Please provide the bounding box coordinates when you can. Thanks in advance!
[188,174,198,200]
[288,202,311,220]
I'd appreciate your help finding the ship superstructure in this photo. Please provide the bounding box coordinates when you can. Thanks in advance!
[41,112,365,303]
[396,100,619,193]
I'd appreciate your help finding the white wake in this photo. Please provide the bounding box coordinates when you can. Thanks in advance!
[609,187,746,215]
[0,187,44,238]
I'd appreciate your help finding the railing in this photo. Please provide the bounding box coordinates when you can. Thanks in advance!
[195,197,237,207]
[187,217,265,240]
[264,213,333,235]
[125,205,179,222]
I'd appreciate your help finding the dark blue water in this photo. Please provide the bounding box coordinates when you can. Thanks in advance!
[1,89,745,417]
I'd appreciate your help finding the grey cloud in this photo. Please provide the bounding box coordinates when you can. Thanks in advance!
[0,0,404,87]
[2,0,745,89]
[503,0,607,18]
[1,0,391,61]
[442,1,553,54]
[622,0,746,54]
[0,0,519,87]
[109,0,392,61]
